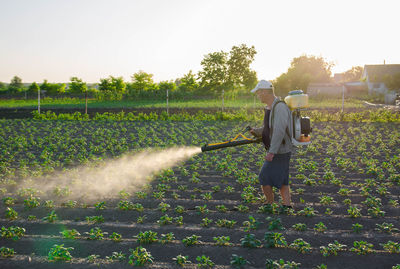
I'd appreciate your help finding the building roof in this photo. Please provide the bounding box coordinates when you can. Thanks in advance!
[363,64,400,82]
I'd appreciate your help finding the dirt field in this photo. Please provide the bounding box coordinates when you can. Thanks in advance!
[0,120,399,268]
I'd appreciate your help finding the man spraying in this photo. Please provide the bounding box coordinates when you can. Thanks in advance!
[249,80,293,209]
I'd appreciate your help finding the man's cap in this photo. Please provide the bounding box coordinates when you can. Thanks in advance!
[251,80,273,93]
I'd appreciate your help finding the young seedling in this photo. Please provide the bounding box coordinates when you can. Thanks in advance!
[265,259,300,269]
[201,218,213,227]
[352,223,363,233]
[196,255,214,268]
[264,232,287,248]
[0,247,15,258]
[160,232,175,244]
[314,222,327,233]
[292,223,307,231]
[135,230,158,244]
[182,235,201,246]
[289,238,312,253]
[230,254,250,268]
[60,229,80,239]
[43,210,58,223]
[213,236,232,246]
[380,241,400,253]
[350,241,375,255]
[173,254,191,266]
[128,246,154,266]
[5,207,18,220]
[48,244,74,261]
[85,227,107,240]
[240,234,262,248]
[320,240,347,257]
[0,226,26,241]
[106,251,126,262]
[109,232,122,242]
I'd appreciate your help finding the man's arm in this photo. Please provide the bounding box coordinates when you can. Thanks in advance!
[268,103,289,154]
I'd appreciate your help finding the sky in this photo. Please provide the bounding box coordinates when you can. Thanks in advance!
[0,0,399,83]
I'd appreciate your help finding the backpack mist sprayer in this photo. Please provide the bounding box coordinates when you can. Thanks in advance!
[201,90,312,152]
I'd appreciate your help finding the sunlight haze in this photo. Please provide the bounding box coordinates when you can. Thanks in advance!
[0,0,399,83]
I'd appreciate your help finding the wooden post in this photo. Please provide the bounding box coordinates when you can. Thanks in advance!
[342,85,345,113]
[222,89,224,112]
[38,89,41,114]
[166,89,169,115]
[85,90,88,115]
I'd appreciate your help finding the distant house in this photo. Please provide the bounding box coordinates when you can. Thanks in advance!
[362,64,400,94]
[362,64,400,104]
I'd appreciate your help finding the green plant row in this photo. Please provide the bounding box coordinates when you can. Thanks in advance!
[32,109,400,122]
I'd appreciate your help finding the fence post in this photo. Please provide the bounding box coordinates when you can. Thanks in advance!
[166,89,169,115]
[341,85,345,113]
[85,90,88,115]
[38,89,40,114]
[222,89,224,112]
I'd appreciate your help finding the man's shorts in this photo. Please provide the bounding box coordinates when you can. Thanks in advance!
[259,152,291,188]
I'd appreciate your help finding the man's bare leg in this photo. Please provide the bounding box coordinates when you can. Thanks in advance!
[279,185,291,206]
[261,185,274,204]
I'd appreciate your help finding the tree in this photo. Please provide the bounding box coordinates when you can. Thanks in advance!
[8,76,23,93]
[68,77,88,94]
[383,72,400,91]
[127,71,158,97]
[27,82,40,94]
[227,44,257,89]
[177,70,199,92]
[98,76,126,100]
[158,81,176,92]
[273,55,333,96]
[0,82,6,93]
[40,80,66,95]
[198,44,258,94]
[198,51,229,93]
[343,66,364,82]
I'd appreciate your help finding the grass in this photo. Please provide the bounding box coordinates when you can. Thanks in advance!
[0,96,366,109]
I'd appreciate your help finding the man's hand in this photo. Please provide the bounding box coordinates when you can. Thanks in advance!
[265,153,274,162]
[249,128,257,137]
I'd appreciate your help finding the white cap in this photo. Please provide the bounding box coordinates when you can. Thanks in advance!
[251,80,273,93]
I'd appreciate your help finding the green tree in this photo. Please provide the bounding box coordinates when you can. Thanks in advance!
[227,44,257,89]
[273,55,333,96]
[127,71,158,97]
[68,77,88,94]
[8,76,23,93]
[98,76,126,100]
[40,80,66,95]
[198,51,229,94]
[0,82,6,93]
[158,81,176,92]
[198,44,258,94]
[383,72,400,91]
[177,70,199,93]
[343,66,364,82]
[27,82,40,94]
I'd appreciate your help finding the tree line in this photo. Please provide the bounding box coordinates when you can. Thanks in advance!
[0,44,366,100]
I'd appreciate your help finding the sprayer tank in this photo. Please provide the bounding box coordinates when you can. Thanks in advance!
[284,90,308,110]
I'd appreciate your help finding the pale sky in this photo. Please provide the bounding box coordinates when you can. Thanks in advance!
[1,0,399,83]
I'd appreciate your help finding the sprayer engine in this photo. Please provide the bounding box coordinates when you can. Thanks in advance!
[285,90,312,146]
[291,109,312,146]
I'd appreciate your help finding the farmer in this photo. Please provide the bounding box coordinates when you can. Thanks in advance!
[249,80,293,209]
